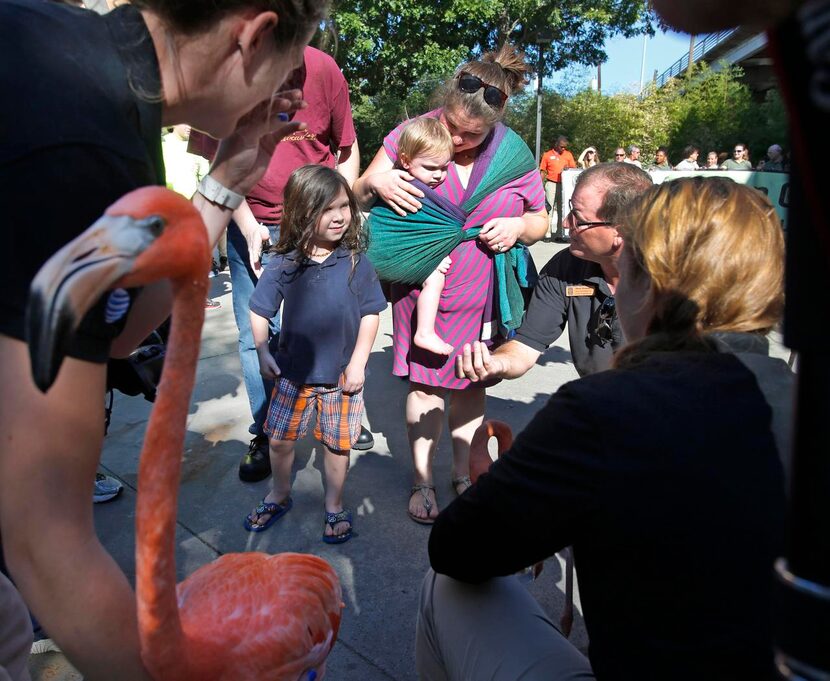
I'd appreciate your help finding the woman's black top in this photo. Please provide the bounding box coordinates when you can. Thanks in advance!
[0,0,163,362]
[430,336,791,680]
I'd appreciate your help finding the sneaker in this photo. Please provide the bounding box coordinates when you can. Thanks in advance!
[93,473,123,504]
[30,636,61,655]
[205,298,221,310]
[238,435,271,482]
[219,255,228,271]
[208,259,219,278]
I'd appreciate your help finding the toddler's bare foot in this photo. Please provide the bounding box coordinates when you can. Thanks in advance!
[414,330,453,355]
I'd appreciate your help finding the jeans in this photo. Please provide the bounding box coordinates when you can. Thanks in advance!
[227,220,281,437]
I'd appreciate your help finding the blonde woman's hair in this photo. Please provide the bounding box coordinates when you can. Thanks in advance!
[398,118,454,166]
[437,44,531,126]
[614,176,785,367]
[577,146,600,169]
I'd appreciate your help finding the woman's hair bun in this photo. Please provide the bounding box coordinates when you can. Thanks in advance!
[481,44,531,94]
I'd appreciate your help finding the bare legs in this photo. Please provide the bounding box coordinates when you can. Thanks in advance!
[448,385,484,495]
[247,439,351,539]
[406,381,486,521]
[407,384,445,522]
[414,269,454,355]
[322,447,351,538]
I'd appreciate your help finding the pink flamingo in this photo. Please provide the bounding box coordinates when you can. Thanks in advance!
[28,187,343,681]
[470,420,572,632]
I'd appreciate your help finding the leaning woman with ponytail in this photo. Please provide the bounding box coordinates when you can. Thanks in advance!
[0,1,326,678]
[354,45,547,524]
[421,177,793,680]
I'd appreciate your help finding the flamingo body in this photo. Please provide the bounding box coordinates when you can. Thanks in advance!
[28,187,343,681]
[173,553,342,681]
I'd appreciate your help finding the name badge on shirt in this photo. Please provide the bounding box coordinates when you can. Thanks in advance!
[566,285,596,297]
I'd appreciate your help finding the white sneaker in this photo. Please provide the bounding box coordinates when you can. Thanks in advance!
[31,637,61,654]
[93,473,123,504]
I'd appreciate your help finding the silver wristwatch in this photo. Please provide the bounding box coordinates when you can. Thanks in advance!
[197,174,244,210]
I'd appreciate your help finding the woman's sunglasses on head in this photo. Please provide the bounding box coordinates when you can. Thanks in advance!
[456,72,508,108]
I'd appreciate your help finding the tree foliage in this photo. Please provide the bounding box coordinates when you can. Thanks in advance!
[325,0,653,101]
[505,62,786,166]
[318,2,786,168]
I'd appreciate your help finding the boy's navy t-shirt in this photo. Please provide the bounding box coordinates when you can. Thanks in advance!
[249,247,387,385]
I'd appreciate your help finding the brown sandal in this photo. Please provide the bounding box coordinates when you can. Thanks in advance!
[408,483,438,525]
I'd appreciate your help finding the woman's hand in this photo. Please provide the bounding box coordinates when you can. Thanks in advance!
[341,363,365,394]
[366,169,425,216]
[478,217,524,253]
[209,91,307,196]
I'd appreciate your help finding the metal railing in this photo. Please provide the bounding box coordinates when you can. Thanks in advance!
[654,29,737,88]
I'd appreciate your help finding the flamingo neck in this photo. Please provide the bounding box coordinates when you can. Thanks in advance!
[135,275,206,678]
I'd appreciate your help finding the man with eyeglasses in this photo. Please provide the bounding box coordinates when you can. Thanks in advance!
[456,163,653,382]
[539,135,576,242]
[720,144,753,170]
[613,147,626,162]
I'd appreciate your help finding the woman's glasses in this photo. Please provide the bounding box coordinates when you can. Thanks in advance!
[594,296,616,341]
[456,72,508,109]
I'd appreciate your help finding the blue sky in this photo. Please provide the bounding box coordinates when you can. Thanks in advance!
[553,29,696,95]
[602,29,696,94]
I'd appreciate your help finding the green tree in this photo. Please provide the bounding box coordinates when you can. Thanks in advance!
[326,0,654,101]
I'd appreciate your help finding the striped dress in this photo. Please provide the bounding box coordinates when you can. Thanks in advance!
[383,112,545,389]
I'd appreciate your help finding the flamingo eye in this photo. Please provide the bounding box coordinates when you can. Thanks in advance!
[146,216,165,237]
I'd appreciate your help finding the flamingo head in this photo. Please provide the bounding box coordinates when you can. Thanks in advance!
[469,419,514,483]
[26,187,210,393]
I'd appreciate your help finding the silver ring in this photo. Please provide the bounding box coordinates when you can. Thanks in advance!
[496,242,504,252]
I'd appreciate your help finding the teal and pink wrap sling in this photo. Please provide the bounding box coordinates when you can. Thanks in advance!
[372,115,545,389]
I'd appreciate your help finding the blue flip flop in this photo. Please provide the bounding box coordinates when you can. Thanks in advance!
[244,496,293,532]
[322,509,353,544]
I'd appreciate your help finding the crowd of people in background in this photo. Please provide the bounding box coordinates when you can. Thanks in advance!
[600,139,790,172]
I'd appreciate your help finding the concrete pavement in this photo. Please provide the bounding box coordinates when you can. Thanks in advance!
[28,237,790,679]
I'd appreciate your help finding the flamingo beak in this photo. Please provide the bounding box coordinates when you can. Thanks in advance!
[26,213,164,393]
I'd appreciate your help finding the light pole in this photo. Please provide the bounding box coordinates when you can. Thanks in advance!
[535,30,553,166]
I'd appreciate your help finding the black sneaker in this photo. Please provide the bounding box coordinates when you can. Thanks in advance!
[238,435,271,482]
[219,256,228,271]
[352,426,374,451]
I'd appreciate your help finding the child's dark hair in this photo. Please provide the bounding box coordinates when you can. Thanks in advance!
[277,165,366,256]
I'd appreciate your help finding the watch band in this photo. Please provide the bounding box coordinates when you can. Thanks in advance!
[197,174,244,210]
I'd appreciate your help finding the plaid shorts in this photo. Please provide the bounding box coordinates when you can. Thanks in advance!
[264,377,364,452]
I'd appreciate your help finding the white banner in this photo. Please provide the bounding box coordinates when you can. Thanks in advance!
[560,168,790,229]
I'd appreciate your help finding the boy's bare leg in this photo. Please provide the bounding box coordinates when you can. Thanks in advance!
[246,439,294,527]
[323,447,351,539]
[414,269,453,355]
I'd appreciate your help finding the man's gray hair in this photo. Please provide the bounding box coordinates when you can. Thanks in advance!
[574,163,653,222]
[626,144,640,154]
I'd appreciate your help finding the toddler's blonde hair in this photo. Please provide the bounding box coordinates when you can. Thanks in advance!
[398,118,454,166]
